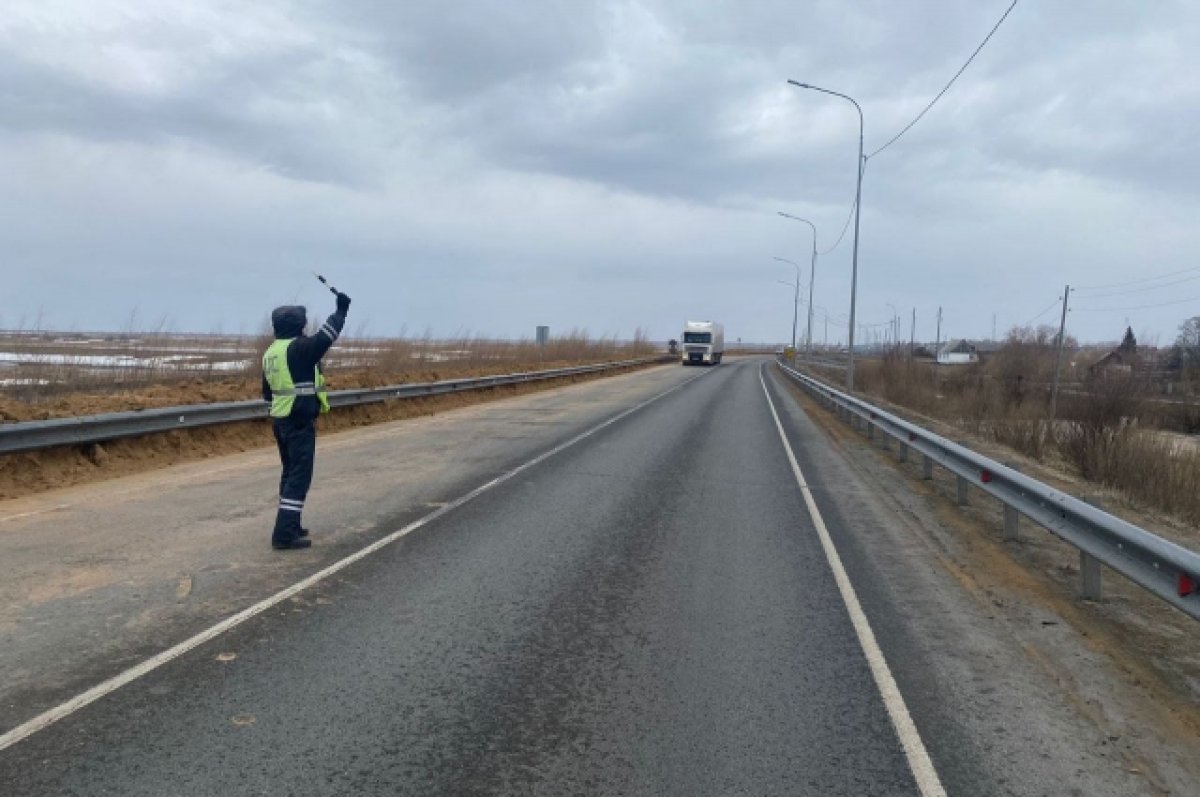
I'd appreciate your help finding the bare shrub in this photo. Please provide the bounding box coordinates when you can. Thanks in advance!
[855,352,942,415]
[817,332,1199,523]
[1151,400,1200,435]
[1054,374,1146,481]
[1109,433,1200,524]
[988,413,1053,461]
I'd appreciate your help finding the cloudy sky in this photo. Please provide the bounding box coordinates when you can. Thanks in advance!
[3,0,1199,346]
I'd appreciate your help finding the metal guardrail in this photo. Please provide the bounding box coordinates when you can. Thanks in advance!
[0,357,667,455]
[775,360,1200,620]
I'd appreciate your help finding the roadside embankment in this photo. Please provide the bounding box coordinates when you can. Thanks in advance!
[0,361,665,500]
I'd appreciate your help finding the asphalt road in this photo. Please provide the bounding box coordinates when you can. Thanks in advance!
[0,359,1165,795]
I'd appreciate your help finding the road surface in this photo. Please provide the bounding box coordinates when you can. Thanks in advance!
[0,359,1181,794]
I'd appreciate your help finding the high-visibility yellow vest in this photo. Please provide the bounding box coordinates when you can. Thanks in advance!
[262,338,330,418]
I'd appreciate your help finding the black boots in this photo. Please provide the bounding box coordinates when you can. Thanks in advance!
[272,537,311,550]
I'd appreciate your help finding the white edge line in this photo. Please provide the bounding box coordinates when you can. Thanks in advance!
[759,364,947,797]
[0,368,711,752]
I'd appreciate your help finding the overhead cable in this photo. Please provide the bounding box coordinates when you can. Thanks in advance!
[1022,297,1062,326]
[867,0,1020,159]
[1071,272,1200,300]
[1073,295,1200,313]
[817,159,871,257]
[1073,264,1200,292]
[819,197,858,256]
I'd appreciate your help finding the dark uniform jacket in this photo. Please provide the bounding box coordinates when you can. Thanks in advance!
[262,308,347,422]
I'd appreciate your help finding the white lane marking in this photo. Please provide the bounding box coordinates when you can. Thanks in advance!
[0,368,709,752]
[759,366,946,797]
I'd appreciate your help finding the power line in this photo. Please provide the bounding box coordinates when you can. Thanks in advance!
[1023,297,1062,326]
[819,197,857,256]
[1073,295,1200,313]
[817,158,871,257]
[867,0,1020,159]
[1071,272,1200,300]
[1073,264,1200,292]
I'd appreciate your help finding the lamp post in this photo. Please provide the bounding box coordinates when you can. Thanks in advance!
[788,79,864,391]
[773,256,801,354]
[777,212,817,359]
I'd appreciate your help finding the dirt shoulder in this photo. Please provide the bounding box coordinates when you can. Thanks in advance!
[0,360,665,501]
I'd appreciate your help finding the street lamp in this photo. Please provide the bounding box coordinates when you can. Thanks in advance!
[788,79,864,391]
[773,256,801,354]
[777,212,817,359]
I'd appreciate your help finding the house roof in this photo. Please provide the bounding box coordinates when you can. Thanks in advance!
[939,339,976,354]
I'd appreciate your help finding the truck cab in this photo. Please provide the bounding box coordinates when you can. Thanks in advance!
[681,321,725,365]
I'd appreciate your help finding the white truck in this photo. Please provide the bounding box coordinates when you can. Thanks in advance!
[680,320,725,366]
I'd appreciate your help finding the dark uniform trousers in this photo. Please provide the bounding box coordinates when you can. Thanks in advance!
[272,415,316,543]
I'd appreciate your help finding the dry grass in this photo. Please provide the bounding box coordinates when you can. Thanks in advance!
[803,333,1200,525]
[0,361,659,501]
[0,327,662,421]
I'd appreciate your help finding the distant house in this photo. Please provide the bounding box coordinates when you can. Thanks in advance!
[1088,328,1141,377]
[1088,347,1141,377]
[913,345,935,360]
[937,339,978,365]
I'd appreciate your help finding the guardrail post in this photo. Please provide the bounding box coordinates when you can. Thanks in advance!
[898,441,908,462]
[879,430,891,451]
[1002,461,1020,541]
[1080,497,1105,601]
[922,455,934,480]
[956,475,969,506]
[866,422,875,441]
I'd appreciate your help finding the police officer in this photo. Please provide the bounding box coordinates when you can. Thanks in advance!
[261,291,350,549]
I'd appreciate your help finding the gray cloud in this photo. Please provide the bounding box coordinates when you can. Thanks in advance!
[2,0,1199,346]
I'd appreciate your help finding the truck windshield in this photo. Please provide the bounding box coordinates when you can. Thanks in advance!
[683,332,711,343]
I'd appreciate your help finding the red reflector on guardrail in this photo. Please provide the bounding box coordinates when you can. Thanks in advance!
[981,470,993,484]
[1180,573,1197,597]
[908,432,915,441]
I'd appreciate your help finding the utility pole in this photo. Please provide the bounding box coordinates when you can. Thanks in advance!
[910,307,916,358]
[992,314,997,342]
[793,279,799,355]
[1050,285,1071,420]
[934,306,943,390]
[772,257,801,357]
[789,81,864,390]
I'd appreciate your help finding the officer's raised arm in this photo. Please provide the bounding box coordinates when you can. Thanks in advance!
[292,292,350,364]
